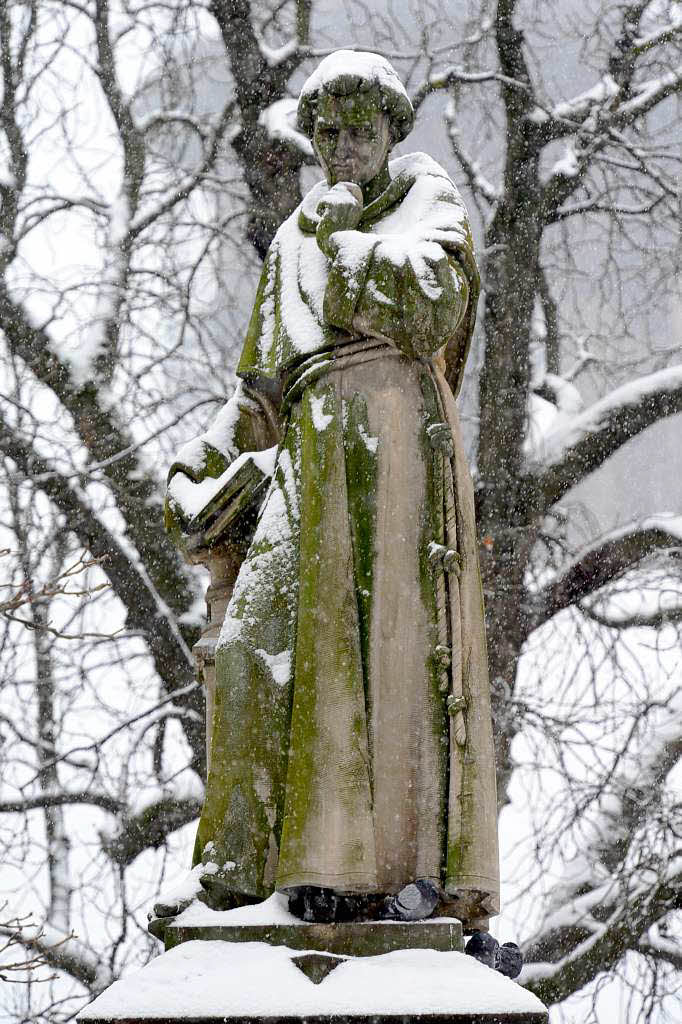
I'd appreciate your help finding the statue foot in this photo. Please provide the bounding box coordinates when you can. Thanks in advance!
[464,931,523,979]
[381,879,440,921]
[287,886,354,923]
[199,872,260,912]
[287,886,384,922]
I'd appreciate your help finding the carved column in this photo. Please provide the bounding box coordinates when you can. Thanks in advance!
[188,545,242,768]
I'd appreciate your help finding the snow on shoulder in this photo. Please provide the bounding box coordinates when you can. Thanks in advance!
[78,939,547,1020]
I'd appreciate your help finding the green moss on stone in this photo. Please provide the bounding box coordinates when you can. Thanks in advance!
[342,393,378,701]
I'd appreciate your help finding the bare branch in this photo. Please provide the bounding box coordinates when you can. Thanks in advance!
[101,796,202,866]
[443,98,499,206]
[0,553,108,618]
[0,920,111,992]
[0,791,122,815]
[0,412,195,700]
[0,282,194,622]
[128,100,237,240]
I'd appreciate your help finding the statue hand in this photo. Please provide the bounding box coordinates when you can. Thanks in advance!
[316,182,363,257]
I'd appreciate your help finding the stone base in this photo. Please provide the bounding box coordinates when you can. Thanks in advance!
[81,1016,547,1024]
[77,937,547,1024]
[79,897,546,1024]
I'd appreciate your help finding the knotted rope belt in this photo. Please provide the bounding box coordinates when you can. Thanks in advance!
[281,336,403,415]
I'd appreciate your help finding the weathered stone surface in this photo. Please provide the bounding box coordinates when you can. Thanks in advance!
[164,920,463,957]
[291,952,345,983]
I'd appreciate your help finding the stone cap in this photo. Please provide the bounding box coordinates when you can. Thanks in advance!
[77,939,547,1023]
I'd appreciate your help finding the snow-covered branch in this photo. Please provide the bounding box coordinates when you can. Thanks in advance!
[616,64,682,123]
[549,192,668,223]
[529,365,682,510]
[528,517,682,629]
[524,0,682,149]
[0,791,123,815]
[523,861,680,1004]
[101,795,203,866]
[522,690,682,1004]
[637,926,682,971]
[528,60,682,142]
[128,101,238,240]
[209,0,312,255]
[444,99,499,207]
[258,99,314,160]
[410,64,528,113]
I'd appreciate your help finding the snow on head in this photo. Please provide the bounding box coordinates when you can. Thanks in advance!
[300,50,410,104]
[297,51,414,142]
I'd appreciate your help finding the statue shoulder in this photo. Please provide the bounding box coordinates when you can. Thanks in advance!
[388,151,460,192]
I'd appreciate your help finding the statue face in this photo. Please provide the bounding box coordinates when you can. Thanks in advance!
[313,90,391,188]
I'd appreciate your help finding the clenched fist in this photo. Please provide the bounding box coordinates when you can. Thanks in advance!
[316,182,363,258]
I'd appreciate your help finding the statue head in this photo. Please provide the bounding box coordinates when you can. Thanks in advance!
[298,51,414,191]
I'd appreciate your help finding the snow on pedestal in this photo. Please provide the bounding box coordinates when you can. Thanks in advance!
[81,892,546,1021]
[77,939,547,1023]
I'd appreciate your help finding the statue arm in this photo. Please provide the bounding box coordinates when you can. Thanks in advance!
[165,241,285,540]
[323,231,470,359]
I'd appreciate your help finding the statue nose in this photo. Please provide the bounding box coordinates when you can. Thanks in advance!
[335,131,353,160]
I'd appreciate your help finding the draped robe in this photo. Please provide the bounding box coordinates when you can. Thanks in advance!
[167,152,500,925]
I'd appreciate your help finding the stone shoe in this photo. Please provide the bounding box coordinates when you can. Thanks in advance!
[288,886,343,923]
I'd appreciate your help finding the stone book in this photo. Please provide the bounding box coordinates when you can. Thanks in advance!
[186,455,269,552]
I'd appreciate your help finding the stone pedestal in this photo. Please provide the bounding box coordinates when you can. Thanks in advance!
[164,919,463,958]
[77,900,547,1024]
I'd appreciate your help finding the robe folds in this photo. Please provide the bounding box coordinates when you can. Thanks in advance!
[167,152,500,924]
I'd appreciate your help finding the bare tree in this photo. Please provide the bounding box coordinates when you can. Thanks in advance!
[1,1,680,1021]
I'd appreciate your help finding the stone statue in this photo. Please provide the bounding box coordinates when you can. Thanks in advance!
[164,51,499,933]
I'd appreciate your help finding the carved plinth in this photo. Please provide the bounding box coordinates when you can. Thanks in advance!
[78,920,547,1024]
[164,919,463,958]
[178,454,268,766]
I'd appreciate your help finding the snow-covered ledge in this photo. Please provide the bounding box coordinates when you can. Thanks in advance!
[77,939,547,1023]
